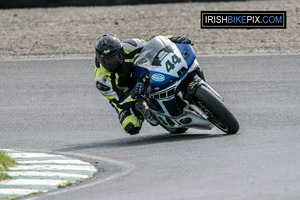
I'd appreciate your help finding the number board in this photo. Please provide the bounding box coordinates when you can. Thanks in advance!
[159,46,188,77]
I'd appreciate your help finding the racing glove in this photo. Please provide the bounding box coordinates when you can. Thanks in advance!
[130,82,145,99]
[170,36,191,44]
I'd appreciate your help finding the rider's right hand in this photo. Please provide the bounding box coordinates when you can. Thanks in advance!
[170,36,191,44]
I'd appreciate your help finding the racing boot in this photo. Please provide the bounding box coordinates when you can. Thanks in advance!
[135,100,159,126]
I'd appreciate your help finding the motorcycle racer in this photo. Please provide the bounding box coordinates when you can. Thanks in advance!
[94,34,192,135]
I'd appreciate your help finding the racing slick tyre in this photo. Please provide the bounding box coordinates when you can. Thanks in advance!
[193,85,239,134]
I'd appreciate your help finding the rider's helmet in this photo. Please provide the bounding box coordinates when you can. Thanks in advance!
[95,34,124,72]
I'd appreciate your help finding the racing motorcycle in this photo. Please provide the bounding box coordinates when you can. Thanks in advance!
[133,36,239,134]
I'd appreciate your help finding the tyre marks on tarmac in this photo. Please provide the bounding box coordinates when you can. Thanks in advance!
[0,149,97,199]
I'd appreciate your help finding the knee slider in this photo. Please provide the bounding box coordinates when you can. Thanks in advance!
[96,81,110,91]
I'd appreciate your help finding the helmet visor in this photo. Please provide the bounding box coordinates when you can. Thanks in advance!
[98,50,123,72]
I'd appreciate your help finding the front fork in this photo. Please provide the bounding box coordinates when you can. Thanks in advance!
[176,67,224,119]
[182,66,224,102]
[177,91,209,120]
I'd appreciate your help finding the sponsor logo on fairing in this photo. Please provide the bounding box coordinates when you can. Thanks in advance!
[152,73,165,82]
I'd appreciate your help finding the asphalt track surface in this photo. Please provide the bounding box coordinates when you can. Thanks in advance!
[1,54,300,200]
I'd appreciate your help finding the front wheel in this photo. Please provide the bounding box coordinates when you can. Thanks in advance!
[193,86,239,134]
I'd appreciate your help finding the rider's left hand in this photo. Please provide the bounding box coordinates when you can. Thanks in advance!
[131,82,145,99]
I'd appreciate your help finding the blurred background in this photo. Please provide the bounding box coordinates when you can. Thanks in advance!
[0,0,299,59]
[1,0,247,9]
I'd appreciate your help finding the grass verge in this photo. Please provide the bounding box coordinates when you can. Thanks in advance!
[57,181,73,188]
[0,150,18,181]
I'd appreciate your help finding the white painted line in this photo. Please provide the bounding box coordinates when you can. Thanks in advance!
[25,152,135,200]
[10,165,97,171]
[0,149,99,200]
[18,160,88,164]
[196,53,300,57]
[0,149,18,152]
[1,52,300,62]
[0,55,94,62]
[8,153,66,158]
[0,188,45,195]
[7,171,89,178]
[0,179,71,186]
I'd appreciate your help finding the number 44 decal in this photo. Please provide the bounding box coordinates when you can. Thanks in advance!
[165,54,182,72]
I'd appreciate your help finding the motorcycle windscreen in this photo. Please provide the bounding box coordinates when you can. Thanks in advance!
[135,36,174,69]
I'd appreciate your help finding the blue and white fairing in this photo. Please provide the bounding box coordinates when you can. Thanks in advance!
[133,36,197,117]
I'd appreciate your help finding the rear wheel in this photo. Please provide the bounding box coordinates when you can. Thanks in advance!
[193,86,239,134]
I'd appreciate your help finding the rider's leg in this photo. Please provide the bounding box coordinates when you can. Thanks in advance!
[119,107,143,135]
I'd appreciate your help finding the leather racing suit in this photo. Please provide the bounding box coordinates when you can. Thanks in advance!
[94,38,146,135]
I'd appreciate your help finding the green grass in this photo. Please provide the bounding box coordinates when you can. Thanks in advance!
[57,181,73,188]
[66,181,73,186]
[31,190,43,195]
[57,184,65,188]
[0,150,18,181]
